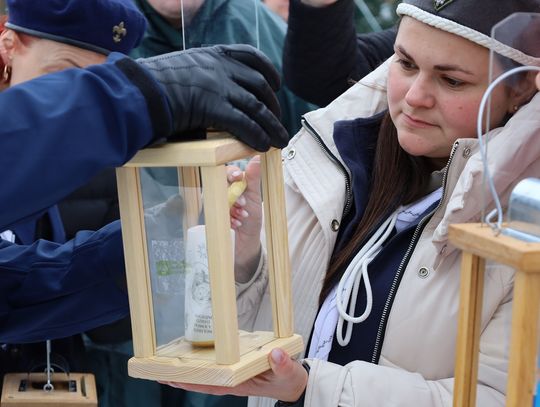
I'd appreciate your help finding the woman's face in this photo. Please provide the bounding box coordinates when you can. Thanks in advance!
[387,17,514,167]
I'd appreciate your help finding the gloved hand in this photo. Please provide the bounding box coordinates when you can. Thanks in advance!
[137,44,289,152]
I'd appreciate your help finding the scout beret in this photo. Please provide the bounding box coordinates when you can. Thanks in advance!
[397,0,540,66]
[5,0,147,55]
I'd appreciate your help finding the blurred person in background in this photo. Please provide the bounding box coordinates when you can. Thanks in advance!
[263,0,289,21]
[284,0,396,106]
[132,0,315,135]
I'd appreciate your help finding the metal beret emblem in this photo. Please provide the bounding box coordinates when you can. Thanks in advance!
[433,0,454,11]
[113,22,127,43]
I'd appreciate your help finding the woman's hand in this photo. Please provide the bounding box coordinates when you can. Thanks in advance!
[228,157,263,283]
[536,72,540,91]
[161,348,308,402]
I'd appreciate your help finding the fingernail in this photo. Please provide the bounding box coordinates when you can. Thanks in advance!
[240,209,249,218]
[232,170,242,178]
[271,349,284,364]
[232,219,242,228]
[237,196,246,206]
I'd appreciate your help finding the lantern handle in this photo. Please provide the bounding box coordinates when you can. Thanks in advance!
[477,65,540,234]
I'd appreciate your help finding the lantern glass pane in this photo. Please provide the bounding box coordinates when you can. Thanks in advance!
[180,0,261,51]
[139,164,246,354]
[139,166,216,349]
[230,155,279,343]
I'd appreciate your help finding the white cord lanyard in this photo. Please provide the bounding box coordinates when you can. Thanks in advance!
[335,208,400,346]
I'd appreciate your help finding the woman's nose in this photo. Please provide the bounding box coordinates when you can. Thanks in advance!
[405,75,435,109]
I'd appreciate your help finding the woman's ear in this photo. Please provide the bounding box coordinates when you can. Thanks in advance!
[508,70,539,114]
[0,29,17,66]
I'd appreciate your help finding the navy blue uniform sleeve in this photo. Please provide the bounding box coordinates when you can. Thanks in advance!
[0,221,128,343]
[283,0,396,107]
[0,53,172,230]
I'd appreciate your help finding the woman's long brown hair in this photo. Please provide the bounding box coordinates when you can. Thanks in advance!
[319,112,433,304]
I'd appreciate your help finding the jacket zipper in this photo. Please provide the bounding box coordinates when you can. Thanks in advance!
[370,141,460,363]
[301,118,354,217]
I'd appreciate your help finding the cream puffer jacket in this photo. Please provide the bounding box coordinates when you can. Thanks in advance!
[236,58,540,407]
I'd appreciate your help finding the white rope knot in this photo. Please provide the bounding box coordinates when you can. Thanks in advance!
[335,209,400,347]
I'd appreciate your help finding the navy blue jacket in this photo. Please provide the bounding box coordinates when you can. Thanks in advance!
[0,53,171,343]
[0,52,170,231]
[10,206,66,246]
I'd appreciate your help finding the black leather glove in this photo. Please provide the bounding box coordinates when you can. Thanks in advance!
[137,44,289,152]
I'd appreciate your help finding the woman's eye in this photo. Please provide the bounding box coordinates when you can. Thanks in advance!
[443,76,465,88]
[397,59,415,70]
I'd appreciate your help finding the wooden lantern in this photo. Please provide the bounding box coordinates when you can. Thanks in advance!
[116,134,303,386]
[449,223,540,407]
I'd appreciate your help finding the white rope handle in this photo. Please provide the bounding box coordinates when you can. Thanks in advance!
[336,209,399,346]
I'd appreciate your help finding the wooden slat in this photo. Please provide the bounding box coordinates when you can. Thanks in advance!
[449,223,540,272]
[124,136,255,167]
[116,167,156,357]
[261,149,294,337]
[128,333,303,387]
[200,165,240,365]
[179,167,202,232]
[453,252,485,407]
[506,271,540,406]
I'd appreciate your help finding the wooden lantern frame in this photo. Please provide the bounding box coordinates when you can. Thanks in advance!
[449,223,540,407]
[116,135,303,386]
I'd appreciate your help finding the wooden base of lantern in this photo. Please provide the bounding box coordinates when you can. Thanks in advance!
[1,373,97,407]
[128,331,303,386]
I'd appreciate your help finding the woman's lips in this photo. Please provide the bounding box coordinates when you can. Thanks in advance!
[402,113,435,128]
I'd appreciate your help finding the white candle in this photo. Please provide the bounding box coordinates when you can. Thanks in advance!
[184,225,235,346]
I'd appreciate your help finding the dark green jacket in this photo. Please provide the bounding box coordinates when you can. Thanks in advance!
[131,0,316,135]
